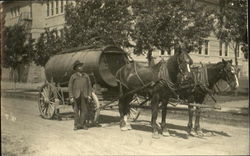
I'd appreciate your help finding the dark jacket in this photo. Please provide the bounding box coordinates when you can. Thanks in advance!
[68,72,92,99]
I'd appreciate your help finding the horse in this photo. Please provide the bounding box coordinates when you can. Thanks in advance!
[115,50,193,138]
[175,59,239,136]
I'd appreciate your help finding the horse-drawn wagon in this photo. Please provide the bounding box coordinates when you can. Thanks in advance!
[38,45,140,121]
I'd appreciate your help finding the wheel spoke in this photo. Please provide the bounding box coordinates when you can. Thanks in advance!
[130,112,135,118]
[39,84,56,119]
[130,108,137,113]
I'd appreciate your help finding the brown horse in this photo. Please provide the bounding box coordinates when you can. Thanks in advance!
[116,51,193,138]
[175,59,239,136]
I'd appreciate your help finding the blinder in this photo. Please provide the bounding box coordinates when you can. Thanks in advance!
[219,64,239,88]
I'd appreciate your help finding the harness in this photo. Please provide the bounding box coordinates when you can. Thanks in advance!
[134,62,145,86]
[190,63,216,103]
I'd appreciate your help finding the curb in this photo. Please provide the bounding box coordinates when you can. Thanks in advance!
[1,91,38,101]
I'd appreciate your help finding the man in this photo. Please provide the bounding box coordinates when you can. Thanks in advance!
[68,60,92,130]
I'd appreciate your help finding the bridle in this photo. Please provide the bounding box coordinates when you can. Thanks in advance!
[219,64,239,89]
[176,53,191,77]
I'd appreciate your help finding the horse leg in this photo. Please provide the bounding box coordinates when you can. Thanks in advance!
[124,95,133,130]
[151,94,160,139]
[161,99,170,137]
[187,105,196,136]
[194,107,204,136]
[118,97,127,131]
[118,93,133,131]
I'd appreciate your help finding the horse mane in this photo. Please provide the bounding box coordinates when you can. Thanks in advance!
[206,61,224,70]
[151,59,165,74]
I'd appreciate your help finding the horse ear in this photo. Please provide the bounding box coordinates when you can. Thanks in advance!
[222,58,226,63]
[229,59,233,64]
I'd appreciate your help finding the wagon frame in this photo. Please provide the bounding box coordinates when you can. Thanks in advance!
[38,45,142,122]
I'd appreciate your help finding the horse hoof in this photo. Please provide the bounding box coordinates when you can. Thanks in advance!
[188,129,197,137]
[121,126,129,131]
[126,124,132,130]
[162,130,170,137]
[196,130,204,137]
[152,132,160,139]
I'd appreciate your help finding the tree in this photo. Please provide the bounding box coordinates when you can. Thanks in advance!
[130,0,215,63]
[3,24,34,82]
[215,0,248,64]
[64,0,134,49]
[34,28,64,66]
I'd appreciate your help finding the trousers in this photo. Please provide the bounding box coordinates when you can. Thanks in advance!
[73,94,88,128]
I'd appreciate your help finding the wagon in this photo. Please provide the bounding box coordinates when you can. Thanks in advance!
[38,45,141,122]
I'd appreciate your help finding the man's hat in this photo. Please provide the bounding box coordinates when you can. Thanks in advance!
[73,60,83,70]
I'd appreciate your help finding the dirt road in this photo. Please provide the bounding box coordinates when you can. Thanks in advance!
[1,98,249,155]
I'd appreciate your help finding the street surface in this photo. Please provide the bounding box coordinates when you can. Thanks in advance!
[1,98,249,155]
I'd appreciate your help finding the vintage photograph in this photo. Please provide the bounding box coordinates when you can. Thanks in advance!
[1,0,249,155]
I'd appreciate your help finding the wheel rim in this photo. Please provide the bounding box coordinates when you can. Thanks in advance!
[92,92,100,123]
[129,107,140,121]
[38,84,55,119]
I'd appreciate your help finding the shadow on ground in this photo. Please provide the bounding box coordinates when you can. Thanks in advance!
[55,112,231,139]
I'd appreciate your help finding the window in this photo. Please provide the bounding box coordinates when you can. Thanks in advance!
[27,33,32,40]
[17,7,20,16]
[51,1,54,16]
[167,50,171,55]
[204,40,209,55]
[219,41,222,56]
[61,0,64,13]
[56,0,59,14]
[236,45,240,58]
[47,2,50,16]
[55,30,58,37]
[60,29,64,38]
[11,7,20,18]
[224,42,228,56]
[14,9,17,17]
[160,50,165,55]
[11,8,14,17]
[198,40,203,54]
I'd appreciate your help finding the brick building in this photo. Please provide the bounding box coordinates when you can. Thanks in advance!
[1,0,248,82]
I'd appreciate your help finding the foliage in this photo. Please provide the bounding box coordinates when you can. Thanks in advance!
[215,0,248,61]
[3,24,34,69]
[34,29,64,66]
[64,0,134,49]
[34,0,218,65]
[131,0,215,57]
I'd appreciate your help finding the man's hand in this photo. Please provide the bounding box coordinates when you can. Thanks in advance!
[70,97,75,104]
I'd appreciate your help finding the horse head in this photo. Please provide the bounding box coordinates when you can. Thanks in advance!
[219,59,239,90]
[176,51,193,81]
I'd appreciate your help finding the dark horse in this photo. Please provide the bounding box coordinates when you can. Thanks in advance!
[175,59,239,136]
[115,51,193,138]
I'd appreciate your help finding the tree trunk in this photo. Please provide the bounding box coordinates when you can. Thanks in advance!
[234,42,239,67]
[234,42,239,96]
[147,48,154,67]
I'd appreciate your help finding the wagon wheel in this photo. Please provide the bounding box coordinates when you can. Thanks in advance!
[129,95,141,122]
[38,84,56,119]
[129,107,141,122]
[89,92,100,123]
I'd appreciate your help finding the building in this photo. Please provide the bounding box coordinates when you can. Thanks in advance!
[0,2,4,60]
[2,0,70,82]
[131,0,248,77]
[1,0,248,82]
